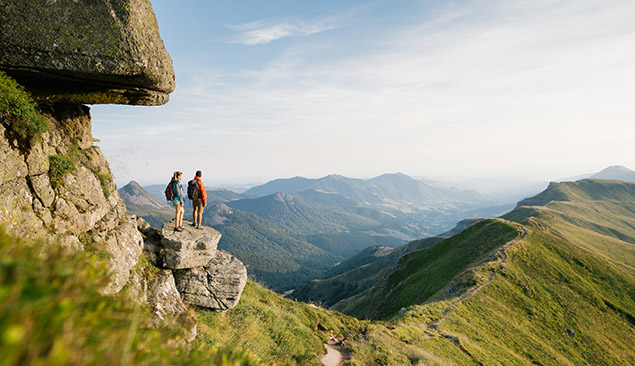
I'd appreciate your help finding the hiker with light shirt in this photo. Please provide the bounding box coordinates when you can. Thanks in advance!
[170,171,185,232]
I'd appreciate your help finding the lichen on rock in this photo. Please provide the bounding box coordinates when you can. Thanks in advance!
[0,0,175,105]
[160,221,221,269]
[173,249,248,311]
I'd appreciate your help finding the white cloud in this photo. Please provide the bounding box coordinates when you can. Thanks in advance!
[229,19,338,45]
[94,0,635,185]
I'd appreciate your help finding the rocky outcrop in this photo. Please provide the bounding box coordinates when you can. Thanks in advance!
[148,269,197,342]
[173,250,248,311]
[160,221,220,269]
[138,218,248,311]
[0,0,174,106]
[0,0,244,344]
[148,269,189,322]
[0,102,143,294]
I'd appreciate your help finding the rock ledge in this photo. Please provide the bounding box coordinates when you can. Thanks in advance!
[0,0,175,105]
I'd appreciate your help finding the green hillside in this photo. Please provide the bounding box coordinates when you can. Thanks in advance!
[335,219,522,319]
[204,206,339,291]
[200,178,635,365]
[195,281,363,365]
[293,236,444,307]
[339,179,635,364]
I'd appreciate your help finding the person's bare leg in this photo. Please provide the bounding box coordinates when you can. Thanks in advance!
[177,205,184,228]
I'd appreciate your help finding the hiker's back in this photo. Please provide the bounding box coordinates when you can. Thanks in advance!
[187,179,200,200]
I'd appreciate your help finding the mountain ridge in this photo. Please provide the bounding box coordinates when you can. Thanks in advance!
[118,180,170,210]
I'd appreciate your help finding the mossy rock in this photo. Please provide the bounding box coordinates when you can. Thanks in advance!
[0,0,174,105]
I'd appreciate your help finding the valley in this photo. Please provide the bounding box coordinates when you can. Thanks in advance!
[126,176,635,365]
[122,172,517,291]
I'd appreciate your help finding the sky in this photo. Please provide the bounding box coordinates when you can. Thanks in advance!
[91,0,635,187]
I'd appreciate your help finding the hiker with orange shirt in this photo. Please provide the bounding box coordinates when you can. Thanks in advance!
[187,170,207,229]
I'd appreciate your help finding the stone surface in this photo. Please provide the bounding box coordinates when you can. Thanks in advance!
[148,270,198,342]
[138,217,163,267]
[0,102,143,292]
[97,214,144,294]
[173,249,248,311]
[0,0,174,105]
[148,270,189,322]
[125,264,148,303]
[160,221,220,269]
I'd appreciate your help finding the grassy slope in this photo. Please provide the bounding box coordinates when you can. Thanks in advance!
[293,237,443,307]
[342,179,635,365]
[335,219,521,319]
[196,281,364,365]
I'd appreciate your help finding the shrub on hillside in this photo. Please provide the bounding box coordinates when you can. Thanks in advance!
[0,71,48,146]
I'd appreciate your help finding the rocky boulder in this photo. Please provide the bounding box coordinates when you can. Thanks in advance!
[0,0,174,106]
[173,250,248,311]
[160,221,220,269]
[148,269,197,342]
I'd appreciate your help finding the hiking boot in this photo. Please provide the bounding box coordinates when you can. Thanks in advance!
[190,222,197,227]
[175,227,184,232]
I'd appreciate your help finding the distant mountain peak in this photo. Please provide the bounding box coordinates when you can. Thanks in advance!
[591,165,635,182]
[325,174,346,180]
[118,181,170,210]
[596,165,632,173]
[126,180,143,189]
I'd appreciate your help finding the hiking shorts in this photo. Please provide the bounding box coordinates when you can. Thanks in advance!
[193,199,204,212]
[172,197,183,207]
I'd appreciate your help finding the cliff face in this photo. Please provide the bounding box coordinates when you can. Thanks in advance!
[0,0,175,294]
[0,0,249,317]
[0,101,143,294]
[0,0,175,105]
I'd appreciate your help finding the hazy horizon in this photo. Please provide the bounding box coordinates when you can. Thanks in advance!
[119,167,630,196]
[92,0,635,188]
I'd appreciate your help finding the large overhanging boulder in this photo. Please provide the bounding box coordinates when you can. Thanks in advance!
[0,0,175,105]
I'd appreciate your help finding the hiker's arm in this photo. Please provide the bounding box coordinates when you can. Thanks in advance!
[201,182,207,206]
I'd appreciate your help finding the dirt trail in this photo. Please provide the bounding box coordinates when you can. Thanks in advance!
[431,226,528,326]
[320,337,348,366]
[420,226,528,363]
[319,224,529,366]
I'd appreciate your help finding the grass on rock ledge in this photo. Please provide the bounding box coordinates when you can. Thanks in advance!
[0,71,48,147]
